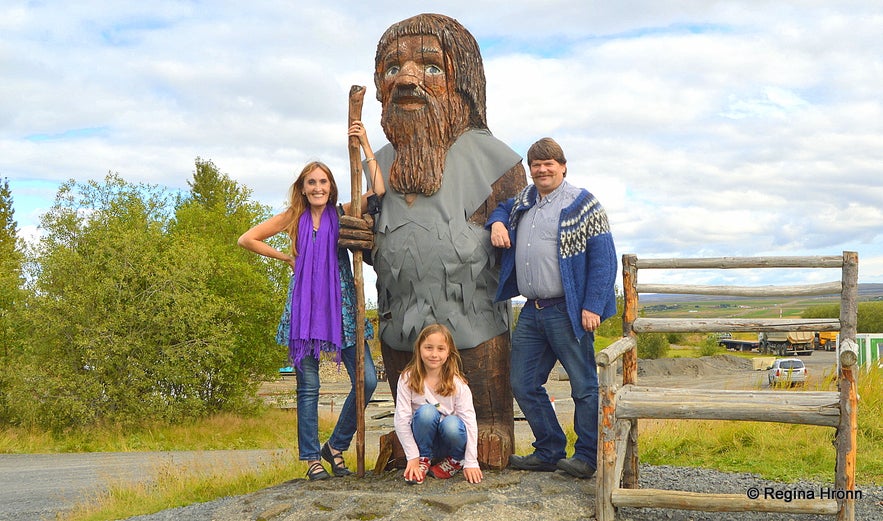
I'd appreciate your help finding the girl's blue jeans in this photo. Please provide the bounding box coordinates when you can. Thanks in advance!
[411,403,467,461]
[295,342,377,460]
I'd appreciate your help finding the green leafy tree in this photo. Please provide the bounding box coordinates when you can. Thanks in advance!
[0,178,23,338]
[802,302,883,334]
[172,158,290,404]
[596,285,624,339]
[0,177,26,421]
[14,173,267,430]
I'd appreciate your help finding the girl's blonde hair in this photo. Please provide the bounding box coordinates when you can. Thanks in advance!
[283,161,339,256]
[403,323,466,397]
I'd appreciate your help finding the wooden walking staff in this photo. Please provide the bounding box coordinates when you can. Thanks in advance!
[346,84,367,476]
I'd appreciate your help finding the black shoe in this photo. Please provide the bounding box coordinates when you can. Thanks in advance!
[508,453,558,472]
[321,442,352,477]
[306,461,331,481]
[556,457,595,479]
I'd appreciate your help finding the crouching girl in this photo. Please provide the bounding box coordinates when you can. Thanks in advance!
[394,324,483,484]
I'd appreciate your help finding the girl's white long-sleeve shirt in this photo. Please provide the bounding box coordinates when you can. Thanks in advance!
[394,372,480,469]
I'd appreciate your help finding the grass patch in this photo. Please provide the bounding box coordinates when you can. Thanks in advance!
[0,408,303,454]
[638,364,883,485]
[639,419,837,482]
[64,451,304,521]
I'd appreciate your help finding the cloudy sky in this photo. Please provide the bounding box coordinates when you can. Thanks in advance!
[3,1,882,295]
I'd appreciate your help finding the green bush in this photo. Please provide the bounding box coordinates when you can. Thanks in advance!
[637,333,669,359]
[666,332,685,344]
[698,334,722,356]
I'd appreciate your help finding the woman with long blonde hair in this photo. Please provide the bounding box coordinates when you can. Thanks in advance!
[238,121,384,480]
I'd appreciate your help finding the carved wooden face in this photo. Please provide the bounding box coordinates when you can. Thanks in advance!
[378,34,449,112]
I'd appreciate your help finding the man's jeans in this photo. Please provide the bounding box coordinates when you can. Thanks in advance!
[295,343,377,460]
[411,404,467,461]
[510,302,599,466]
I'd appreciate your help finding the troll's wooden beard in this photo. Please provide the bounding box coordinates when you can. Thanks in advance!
[381,96,468,197]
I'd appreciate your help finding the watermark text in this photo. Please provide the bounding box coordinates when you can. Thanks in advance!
[746,486,862,502]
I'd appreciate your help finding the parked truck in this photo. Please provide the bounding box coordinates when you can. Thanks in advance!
[814,331,839,351]
[758,331,815,356]
[718,337,760,352]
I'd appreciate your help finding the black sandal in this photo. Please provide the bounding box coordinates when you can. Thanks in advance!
[321,442,352,477]
[306,461,330,481]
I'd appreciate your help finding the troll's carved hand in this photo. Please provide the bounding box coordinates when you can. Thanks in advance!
[339,214,374,252]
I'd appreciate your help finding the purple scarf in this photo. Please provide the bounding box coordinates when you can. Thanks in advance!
[288,205,342,368]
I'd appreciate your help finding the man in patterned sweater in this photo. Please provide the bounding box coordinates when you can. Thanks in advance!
[488,137,618,479]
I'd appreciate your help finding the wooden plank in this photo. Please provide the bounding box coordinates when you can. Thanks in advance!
[839,251,859,344]
[623,416,639,490]
[612,488,839,514]
[615,387,840,426]
[596,336,637,367]
[619,386,838,402]
[633,317,840,333]
[612,418,631,487]
[636,281,841,297]
[596,361,618,521]
[836,362,858,521]
[622,254,638,339]
[635,256,843,269]
[621,254,639,489]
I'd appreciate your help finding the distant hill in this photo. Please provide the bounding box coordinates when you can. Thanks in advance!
[859,283,883,298]
[640,283,883,303]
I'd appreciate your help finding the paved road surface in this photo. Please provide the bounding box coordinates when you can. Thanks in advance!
[0,450,284,520]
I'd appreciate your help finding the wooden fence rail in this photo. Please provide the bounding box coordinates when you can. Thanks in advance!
[595,251,858,521]
[636,281,842,297]
[633,317,841,333]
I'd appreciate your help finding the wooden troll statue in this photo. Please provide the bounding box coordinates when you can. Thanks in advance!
[340,13,526,469]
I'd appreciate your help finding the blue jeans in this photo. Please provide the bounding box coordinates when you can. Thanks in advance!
[510,302,598,466]
[411,404,467,461]
[295,343,377,460]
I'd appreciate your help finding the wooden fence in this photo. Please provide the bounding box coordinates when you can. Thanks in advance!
[595,252,858,521]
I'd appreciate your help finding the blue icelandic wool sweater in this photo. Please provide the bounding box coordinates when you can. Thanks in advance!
[489,184,618,340]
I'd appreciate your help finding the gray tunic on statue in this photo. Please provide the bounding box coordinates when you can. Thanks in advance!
[371,129,521,351]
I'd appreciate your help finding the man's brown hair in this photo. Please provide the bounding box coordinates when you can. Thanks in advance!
[527,137,567,166]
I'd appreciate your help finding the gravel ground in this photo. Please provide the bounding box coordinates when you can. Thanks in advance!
[621,465,883,521]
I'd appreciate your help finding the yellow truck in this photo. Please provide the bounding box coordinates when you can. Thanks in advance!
[759,331,815,356]
[815,331,838,351]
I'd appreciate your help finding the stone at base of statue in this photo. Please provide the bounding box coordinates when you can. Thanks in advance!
[477,426,513,470]
[374,430,406,473]
[374,427,513,472]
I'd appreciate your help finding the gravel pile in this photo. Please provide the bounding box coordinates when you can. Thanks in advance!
[638,354,754,379]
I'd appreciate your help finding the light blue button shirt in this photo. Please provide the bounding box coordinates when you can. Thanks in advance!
[514,180,580,300]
